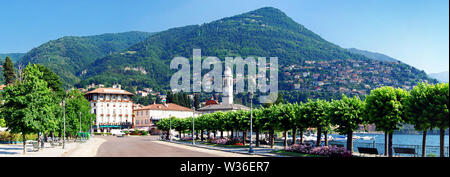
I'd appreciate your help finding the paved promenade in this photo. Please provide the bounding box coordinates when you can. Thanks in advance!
[0,137,105,157]
[165,139,287,157]
[96,135,259,157]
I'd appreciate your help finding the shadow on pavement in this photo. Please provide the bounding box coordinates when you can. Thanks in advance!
[0,151,20,155]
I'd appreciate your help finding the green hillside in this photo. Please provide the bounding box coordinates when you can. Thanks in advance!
[347,48,399,62]
[0,53,25,62]
[5,7,436,104]
[79,7,370,89]
[18,31,154,87]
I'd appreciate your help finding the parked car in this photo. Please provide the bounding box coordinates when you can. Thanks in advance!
[111,129,125,136]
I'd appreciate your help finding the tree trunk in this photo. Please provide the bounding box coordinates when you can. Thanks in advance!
[214,131,216,139]
[384,131,388,156]
[422,130,427,157]
[207,131,210,140]
[221,131,223,138]
[283,131,288,149]
[324,130,328,146]
[243,131,247,145]
[292,128,297,145]
[201,130,204,141]
[269,129,274,148]
[299,128,304,144]
[166,131,170,140]
[347,131,353,152]
[196,130,199,140]
[440,128,445,157]
[316,127,322,147]
[231,130,234,138]
[22,133,26,154]
[256,130,260,147]
[388,132,393,157]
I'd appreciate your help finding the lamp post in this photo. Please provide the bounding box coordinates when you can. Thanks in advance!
[192,95,195,145]
[249,92,254,153]
[90,116,93,135]
[192,116,195,145]
[62,100,66,149]
[79,112,82,141]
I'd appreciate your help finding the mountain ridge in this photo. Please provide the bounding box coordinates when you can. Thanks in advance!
[5,7,437,102]
[79,7,373,90]
[18,31,154,87]
[428,71,449,83]
[346,48,399,62]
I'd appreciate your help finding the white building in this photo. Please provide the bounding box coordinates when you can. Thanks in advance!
[84,86,134,132]
[134,103,199,134]
[197,66,249,114]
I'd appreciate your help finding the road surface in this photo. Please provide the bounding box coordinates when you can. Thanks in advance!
[95,136,257,157]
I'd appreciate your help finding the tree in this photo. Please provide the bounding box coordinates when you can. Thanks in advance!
[328,95,365,152]
[302,99,330,146]
[260,106,281,148]
[431,83,449,157]
[276,103,296,149]
[63,89,95,137]
[235,110,250,145]
[252,108,265,147]
[365,86,408,157]
[35,64,64,99]
[406,83,449,157]
[155,118,170,139]
[3,56,16,85]
[223,111,238,138]
[0,118,5,127]
[0,64,57,154]
[211,112,226,138]
[293,102,310,144]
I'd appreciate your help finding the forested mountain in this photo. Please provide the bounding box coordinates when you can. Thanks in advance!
[78,7,435,97]
[79,7,370,89]
[347,48,399,62]
[17,31,154,87]
[0,53,25,62]
[3,7,437,104]
[0,53,25,83]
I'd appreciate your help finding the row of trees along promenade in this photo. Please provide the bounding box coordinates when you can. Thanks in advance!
[157,82,448,157]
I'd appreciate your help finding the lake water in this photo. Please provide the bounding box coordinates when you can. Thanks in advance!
[329,133,449,157]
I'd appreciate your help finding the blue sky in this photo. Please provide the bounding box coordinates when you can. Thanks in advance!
[0,0,448,73]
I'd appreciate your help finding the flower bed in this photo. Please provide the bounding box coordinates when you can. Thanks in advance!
[209,137,242,145]
[181,137,193,141]
[286,144,352,157]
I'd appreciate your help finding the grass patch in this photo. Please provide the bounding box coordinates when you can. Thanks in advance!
[271,150,324,157]
[199,142,250,148]
[173,140,250,148]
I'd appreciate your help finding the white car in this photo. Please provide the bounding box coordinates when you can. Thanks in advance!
[111,129,125,136]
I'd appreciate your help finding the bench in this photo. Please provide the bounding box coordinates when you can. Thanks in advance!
[357,147,379,156]
[334,144,344,148]
[394,147,417,157]
[29,141,39,152]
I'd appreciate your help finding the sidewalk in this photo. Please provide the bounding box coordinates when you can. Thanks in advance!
[62,137,106,157]
[160,139,288,157]
[0,137,105,157]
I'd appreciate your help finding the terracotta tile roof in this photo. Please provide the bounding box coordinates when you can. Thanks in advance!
[85,88,133,95]
[136,103,193,112]
[197,103,249,111]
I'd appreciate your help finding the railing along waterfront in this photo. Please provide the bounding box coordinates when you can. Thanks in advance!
[328,141,449,157]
